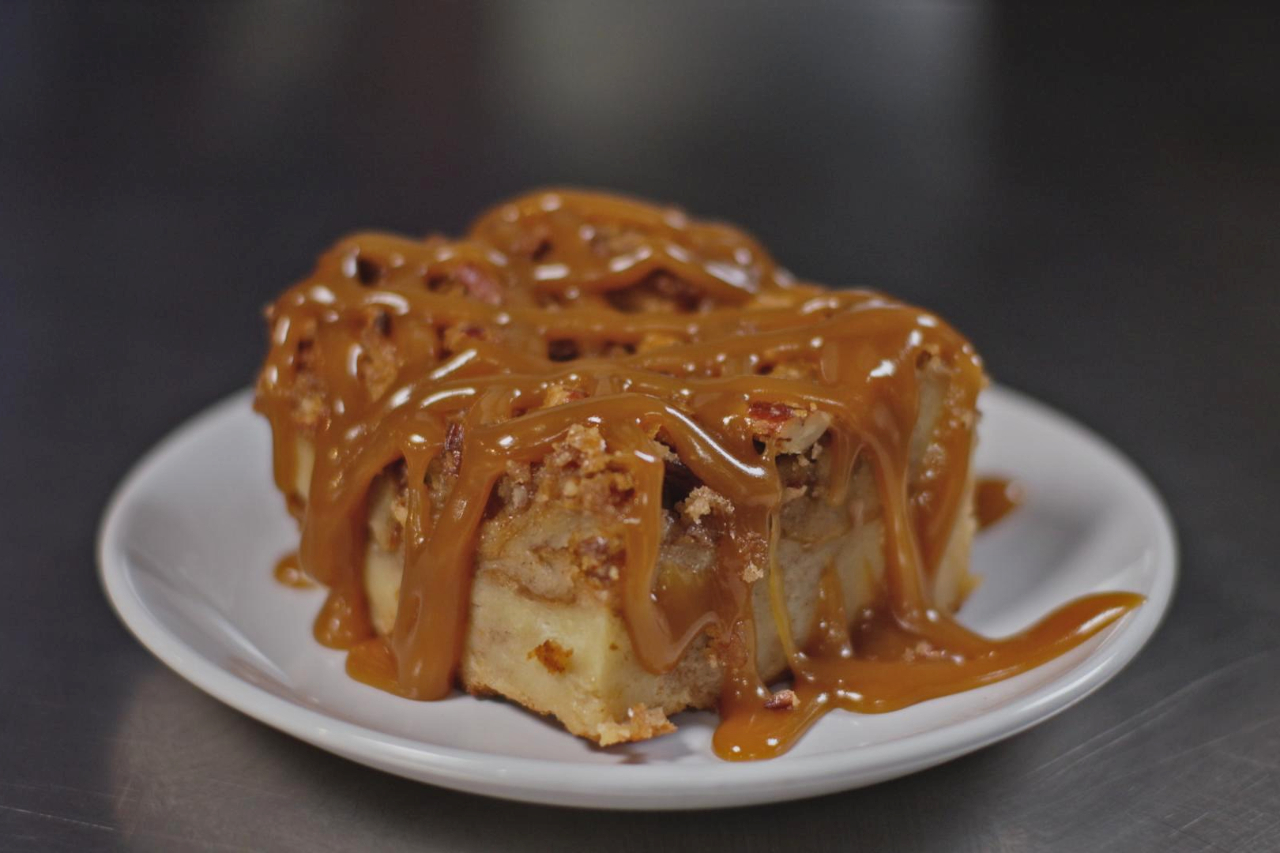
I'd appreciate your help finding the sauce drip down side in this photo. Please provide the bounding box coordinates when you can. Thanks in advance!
[272,552,314,589]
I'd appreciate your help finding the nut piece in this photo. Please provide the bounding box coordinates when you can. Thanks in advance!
[764,689,799,711]
[746,402,832,455]
[678,485,734,524]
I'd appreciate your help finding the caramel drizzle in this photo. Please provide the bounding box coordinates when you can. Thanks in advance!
[254,189,1142,760]
[272,552,313,589]
[975,476,1023,530]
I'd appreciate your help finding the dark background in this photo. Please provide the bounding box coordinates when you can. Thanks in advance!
[2,3,1278,851]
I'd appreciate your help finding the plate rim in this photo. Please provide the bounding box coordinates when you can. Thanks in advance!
[97,384,1178,809]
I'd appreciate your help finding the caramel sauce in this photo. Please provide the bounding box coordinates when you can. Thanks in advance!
[975,476,1022,530]
[715,564,1143,759]
[272,552,314,588]
[254,189,1142,759]
[345,638,416,698]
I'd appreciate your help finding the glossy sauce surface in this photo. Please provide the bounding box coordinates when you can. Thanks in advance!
[272,552,314,589]
[254,189,1141,759]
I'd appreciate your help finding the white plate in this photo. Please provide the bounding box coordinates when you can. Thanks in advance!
[98,385,1176,810]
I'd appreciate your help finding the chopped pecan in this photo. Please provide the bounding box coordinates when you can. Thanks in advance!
[764,689,799,711]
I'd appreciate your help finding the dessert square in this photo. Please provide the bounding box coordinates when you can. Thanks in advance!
[255,190,1136,759]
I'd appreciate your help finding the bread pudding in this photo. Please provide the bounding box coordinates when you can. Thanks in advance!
[254,190,1140,759]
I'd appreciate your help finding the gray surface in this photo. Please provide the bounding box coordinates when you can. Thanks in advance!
[2,3,1278,851]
